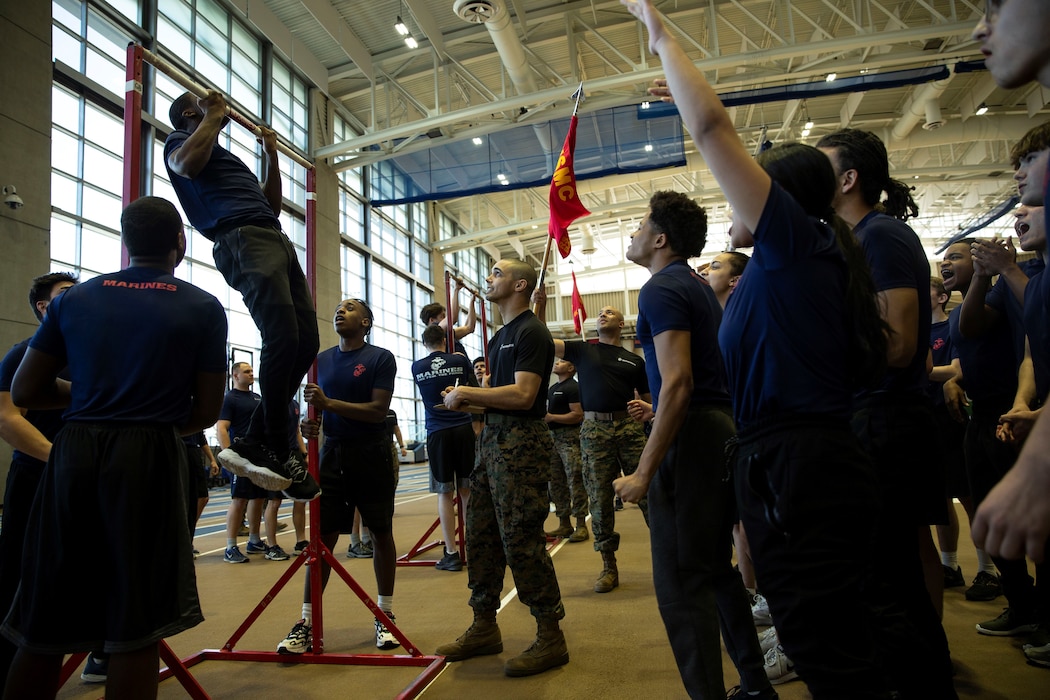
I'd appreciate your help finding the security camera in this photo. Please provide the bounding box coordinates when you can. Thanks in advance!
[3,186,23,210]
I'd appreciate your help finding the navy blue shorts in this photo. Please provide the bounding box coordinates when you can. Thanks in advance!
[1,423,202,654]
[319,433,395,535]
[427,423,475,492]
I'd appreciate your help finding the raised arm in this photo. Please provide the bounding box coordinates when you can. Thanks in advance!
[166,90,228,179]
[624,0,770,233]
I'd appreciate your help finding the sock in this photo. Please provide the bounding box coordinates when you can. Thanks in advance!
[350,533,361,547]
[446,547,456,556]
[976,549,997,574]
[941,551,958,569]
[362,531,373,546]
[248,533,263,545]
[745,587,757,598]
[226,538,236,550]
[302,603,312,626]
[377,595,393,615]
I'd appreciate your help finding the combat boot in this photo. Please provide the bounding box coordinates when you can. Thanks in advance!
[435,611,503,661]
[504,617,569,677]
[594,551,619,593]
[545,516,573,539]
[568,518,589,543]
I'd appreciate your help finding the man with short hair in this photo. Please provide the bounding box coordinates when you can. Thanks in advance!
[277,297,401,654]
[0,272,77,686]
[436,259,568,678]
[164,89,319,501]
[412,324,474,572]
[542,358,588,544]
[420,279,477,355]
[219,362,290,563]
[530,293,652,594]
[1,196,227,699]
[614,191,773,699]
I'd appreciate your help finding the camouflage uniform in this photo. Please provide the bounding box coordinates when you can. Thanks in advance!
[468,418,564,620]
[548,426,588,520]
[580,417,649,554]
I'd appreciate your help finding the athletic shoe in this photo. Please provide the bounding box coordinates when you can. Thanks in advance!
[246,540,269,554]
[375,614,401,650]
[752,593,773,626]
[238,523,249,537]
[218,439,292,491]
[347,542,373,559]
[276,522,289,532]
[436,551,463,571]
[759,625,780,654]
[80,653,108,683]
[294,540,309,553]
[265,545,290,561]
[965,570,1002,601]
[764,645,798,685]
[614,496,624,511]
[1023,626,1050,668]
[943,565,965,588]
[280,452,321,502]
[277,619,312,654]
[976,608,1039,636]
[224,546,249,564]
[727,685,779,699]
[192,548,200,560]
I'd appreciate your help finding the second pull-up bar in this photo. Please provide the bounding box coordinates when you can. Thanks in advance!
[137,45,314,171]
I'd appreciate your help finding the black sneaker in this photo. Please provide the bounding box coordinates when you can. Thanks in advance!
[976,607,1040,637]
[943,565,965,588]
[81,653,108,683]
[614,496,624,511]
[280,452,321,502]
[294,540,309,553]
[436,551,463,571]
[966,570,1003,601]
[218,439,292,491]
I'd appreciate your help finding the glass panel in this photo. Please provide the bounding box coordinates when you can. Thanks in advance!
[53,0,80,31]
[50,216,78,266]
[51,130,80,177]
[51,172,79,214]
[194,49,228,93]
[196,17,227,61]
[231,21,259,60]
[197,0,227,31]
[109,0,139,23]
[159,0,193,29]
[81,185,121,228]
[52,25,82,69]
[79,225,121,274]
[157,15,192,61]
[83,143,123,193]
[84,48,124,96]
[84,103,123,155]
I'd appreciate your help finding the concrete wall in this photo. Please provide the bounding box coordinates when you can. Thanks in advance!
[0,0,53,498]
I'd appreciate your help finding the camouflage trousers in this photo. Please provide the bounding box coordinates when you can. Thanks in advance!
[467,418,565,621]
[580,417,650,554]
[548,427,588,520]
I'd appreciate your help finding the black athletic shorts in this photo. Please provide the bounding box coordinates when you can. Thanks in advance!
[319,432,395,535]
[427,423,475,493]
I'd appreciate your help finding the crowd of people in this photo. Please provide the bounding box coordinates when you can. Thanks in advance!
[0,1,1048,698]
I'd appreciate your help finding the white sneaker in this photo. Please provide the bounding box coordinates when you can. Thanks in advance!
[764,644,799,685]
[751,592,772,626]
[375,614,400,650]
[758,625,780,653]
[277,619,312,654]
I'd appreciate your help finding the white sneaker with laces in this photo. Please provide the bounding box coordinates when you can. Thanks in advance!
[764,644,798,685]
[277,619,312,654]
[375,614,400,650]
[758,625,779,654]
[751,592,773,626]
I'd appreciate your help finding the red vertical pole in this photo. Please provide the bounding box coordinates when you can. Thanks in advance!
[304,166,325,652]
[480,297,489,368]
[444,270,454,351]
[122,43,143,269]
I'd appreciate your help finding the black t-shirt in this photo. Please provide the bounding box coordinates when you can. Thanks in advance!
[547,378,581,429]
[487,310,554,419]
[562,341,649,411]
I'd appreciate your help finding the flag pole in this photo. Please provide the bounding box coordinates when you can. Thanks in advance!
[536,82,585,306]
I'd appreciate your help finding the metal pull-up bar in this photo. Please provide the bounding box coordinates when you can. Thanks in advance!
[137,45,314,171]
[444,271,489,368]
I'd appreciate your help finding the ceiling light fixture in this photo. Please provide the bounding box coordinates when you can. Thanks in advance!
[975,102,989,116]
[644,143,653,152]
[472,136,483,146]
[801,100,814,131]
[825,72,837,82]
[405,35,418,49]
[395,16,409,35]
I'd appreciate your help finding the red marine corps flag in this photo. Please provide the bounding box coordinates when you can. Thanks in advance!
[548,88,590,258]
[571,270,587,336]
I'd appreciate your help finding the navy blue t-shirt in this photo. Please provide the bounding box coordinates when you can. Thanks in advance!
[316,343,396,438]
[412,350,473,433]
[29,266,227,424]
[988,257,1045,371]
[547,378,582,429]
[854,211,931,395]
[163,131,281,240]
[928,319,957,407]
[0,339,66,466]
[487,310,554,419]
[719,183,854,428]
[637,260,730,413]
[948,304,1017,404]
[218,388,260,443]
[1024,267,1050,400]
[562,341,649,411]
